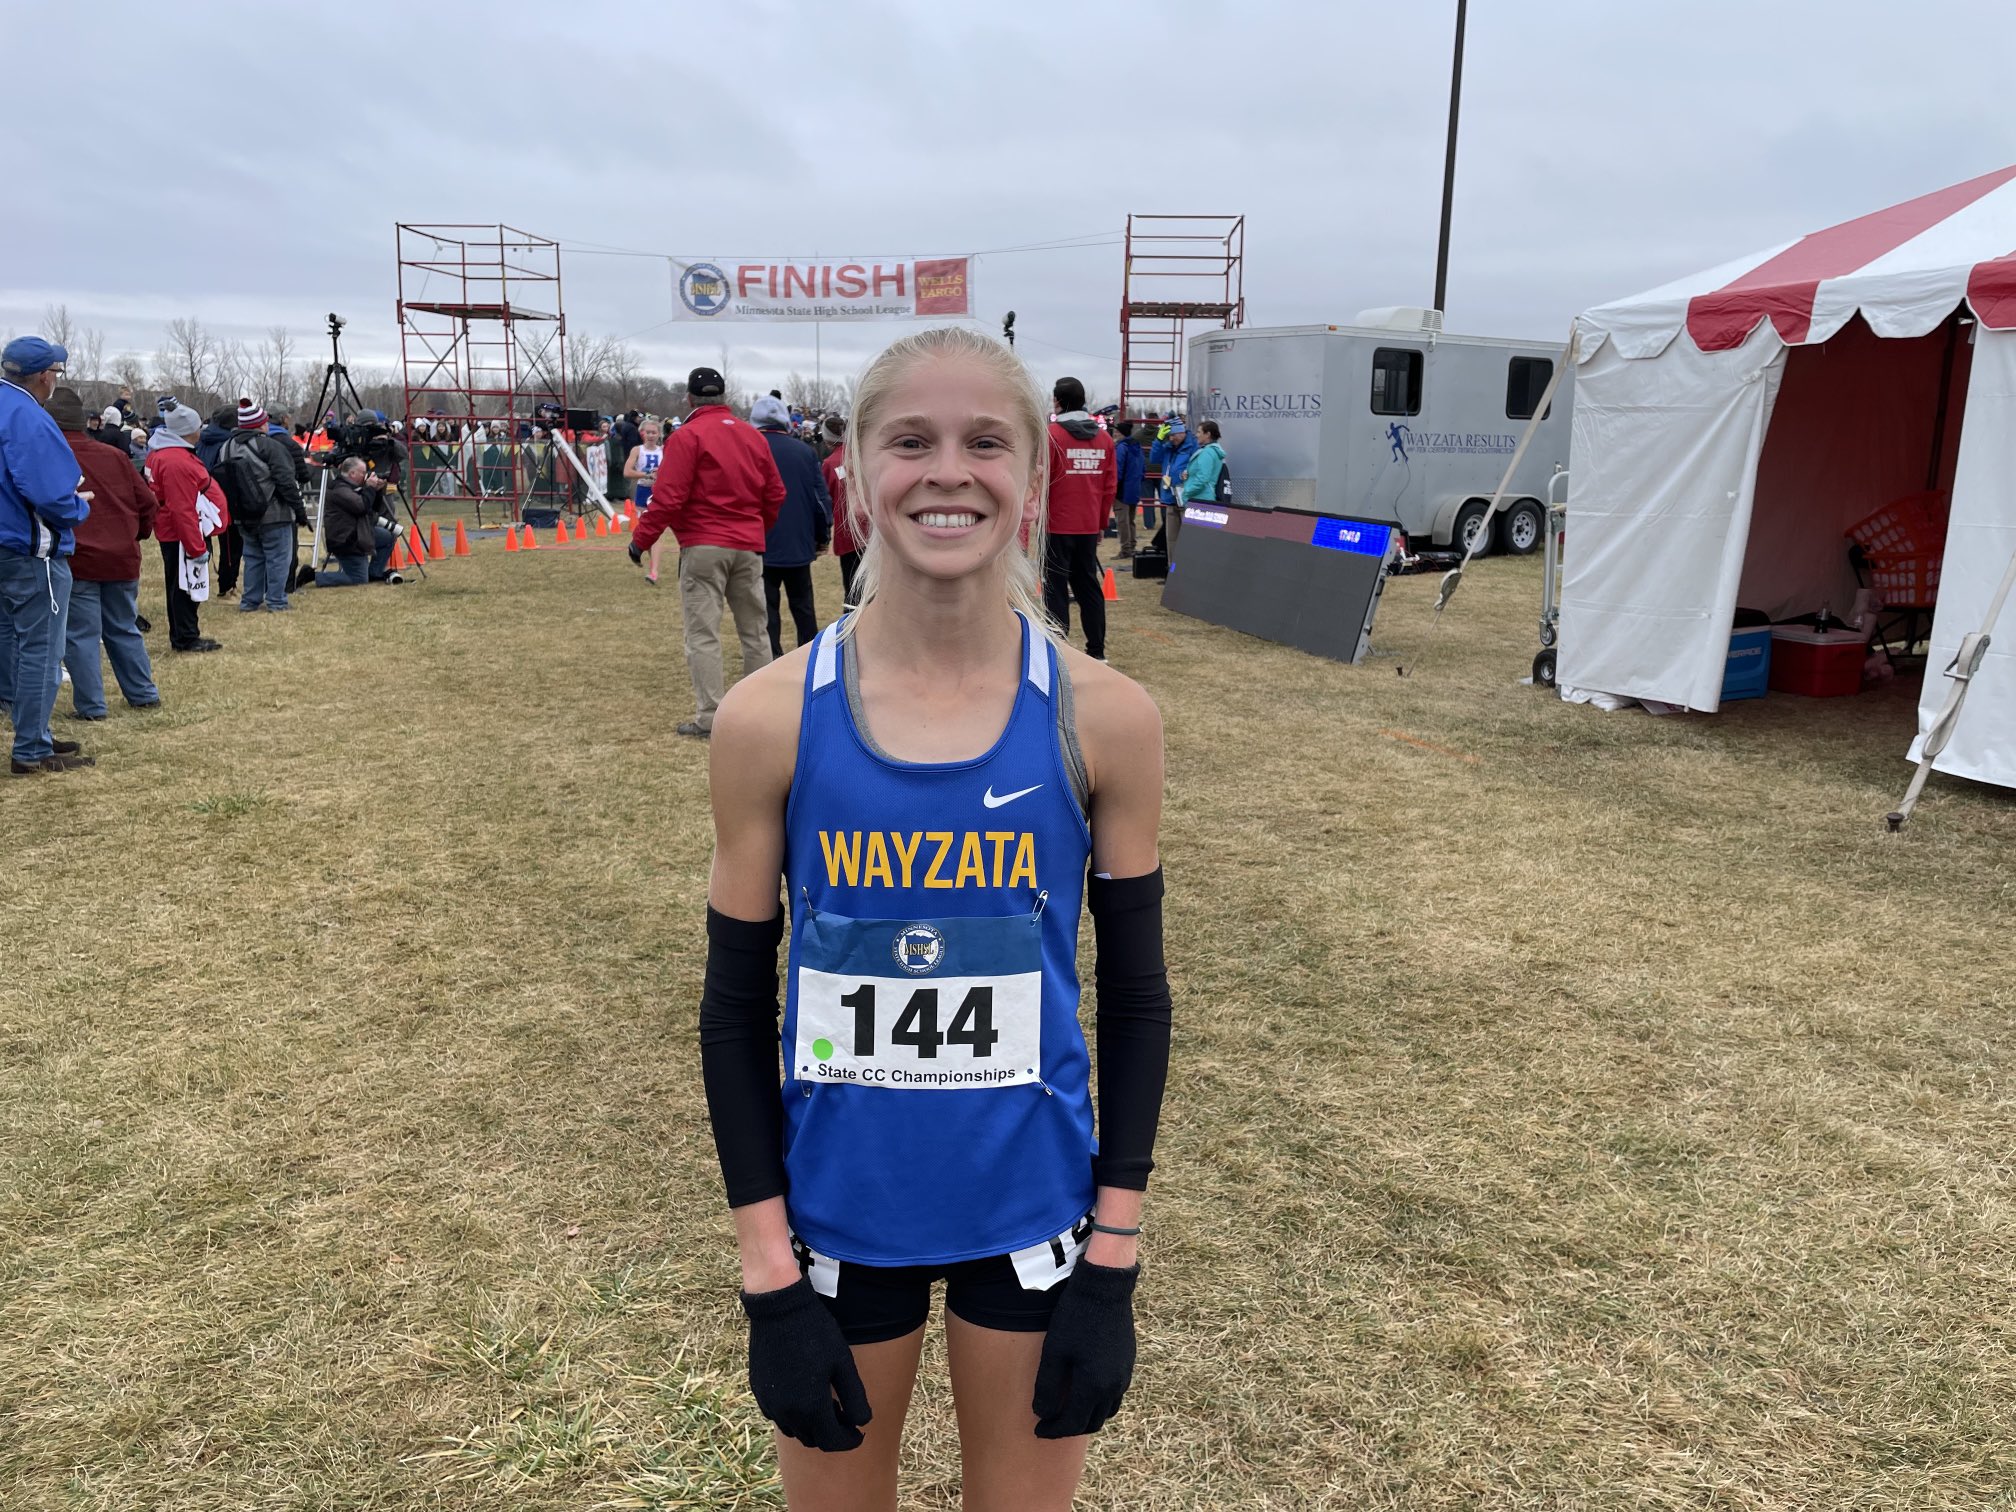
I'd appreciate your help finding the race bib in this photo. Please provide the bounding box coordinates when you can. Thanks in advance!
[1008,1210,1094,1291]
[793,909,1044,1091]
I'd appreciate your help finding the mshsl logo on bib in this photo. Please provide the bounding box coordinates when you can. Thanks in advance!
[795,909,1044,1091]
[892,924,945,975]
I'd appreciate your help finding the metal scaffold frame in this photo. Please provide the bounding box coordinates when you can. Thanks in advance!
[396,224,570,518]
[1118,214,1245,421]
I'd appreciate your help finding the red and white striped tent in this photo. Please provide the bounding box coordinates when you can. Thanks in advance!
[1562,165,2016,791]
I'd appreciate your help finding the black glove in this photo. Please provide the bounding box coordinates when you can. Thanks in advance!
[293,510,311,528]
[742,1278,872,1452]
[1032,1260,1138,1439]
[627,541,644,566]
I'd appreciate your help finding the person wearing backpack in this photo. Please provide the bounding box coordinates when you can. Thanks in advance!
[214,399,305,613]
[197,405,243,593]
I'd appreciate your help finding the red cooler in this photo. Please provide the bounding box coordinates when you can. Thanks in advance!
[1768,626,1866,697]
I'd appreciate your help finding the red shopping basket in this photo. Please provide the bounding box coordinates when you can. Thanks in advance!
[1848,491,1949,605]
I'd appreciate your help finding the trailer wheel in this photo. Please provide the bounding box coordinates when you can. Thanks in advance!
[1499,499,1544,556]
[1532,648,1557,687]
[1538,618,1558,649]
[1453,500,1493,557]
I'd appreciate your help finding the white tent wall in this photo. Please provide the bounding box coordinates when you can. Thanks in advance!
[1557,324,1787,710]
[1735,316,1970,622]
[1909,325,2016,789]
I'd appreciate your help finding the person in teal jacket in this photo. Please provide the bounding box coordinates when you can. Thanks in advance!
[1180,421,1226,506]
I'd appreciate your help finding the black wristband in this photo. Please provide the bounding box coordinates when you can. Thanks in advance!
[1090,1222,1142,1237]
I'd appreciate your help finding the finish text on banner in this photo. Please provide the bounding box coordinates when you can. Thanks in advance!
[671,257,973,321]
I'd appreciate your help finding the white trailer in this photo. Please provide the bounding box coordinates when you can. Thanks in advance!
[1185,309,1573,555]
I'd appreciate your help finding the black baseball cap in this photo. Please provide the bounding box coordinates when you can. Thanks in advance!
[688,366,726,399]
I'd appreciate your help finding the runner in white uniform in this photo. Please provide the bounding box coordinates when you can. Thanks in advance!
[623,419,665,584]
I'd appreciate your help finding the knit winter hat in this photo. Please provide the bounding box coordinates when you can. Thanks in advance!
[45,386,87,430]
[164,404,203,437]
[102,405,123,426]
[237,398,268,430]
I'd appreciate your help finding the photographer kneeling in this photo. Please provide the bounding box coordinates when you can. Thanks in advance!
[298,458,400,588]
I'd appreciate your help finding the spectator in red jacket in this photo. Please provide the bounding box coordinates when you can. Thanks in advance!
[819,415,869,607]
[144,404,225,653]
[630,366,785,738]
[1044,376,1117,659]
[47,387,160,716]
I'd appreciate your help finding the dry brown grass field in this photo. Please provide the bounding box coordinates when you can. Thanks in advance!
[4,527,2013,1510]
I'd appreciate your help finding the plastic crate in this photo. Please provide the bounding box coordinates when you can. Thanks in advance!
[1848,491,1948,558]
[1864,552,1942,606]
[1721,626,1772,701]
[1847,491,1948,606]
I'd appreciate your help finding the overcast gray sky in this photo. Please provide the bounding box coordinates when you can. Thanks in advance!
[11,0,2013,405]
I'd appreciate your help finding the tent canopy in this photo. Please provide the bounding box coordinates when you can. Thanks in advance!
[1579,164,2016,360]
[1560,167,2016,793]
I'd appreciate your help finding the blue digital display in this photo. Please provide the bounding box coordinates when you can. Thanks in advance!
[1310,518,1392,557]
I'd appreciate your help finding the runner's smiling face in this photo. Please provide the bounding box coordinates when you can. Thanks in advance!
[867,356,1040,583]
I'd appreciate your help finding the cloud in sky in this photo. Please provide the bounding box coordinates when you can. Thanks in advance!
[9,0,2012,404]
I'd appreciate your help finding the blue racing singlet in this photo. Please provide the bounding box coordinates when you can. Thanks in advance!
[780,612,1096,1267]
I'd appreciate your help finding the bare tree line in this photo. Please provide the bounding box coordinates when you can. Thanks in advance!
[16,304,858,427]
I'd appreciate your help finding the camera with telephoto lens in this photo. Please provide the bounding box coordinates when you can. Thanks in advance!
[323,414,398,471]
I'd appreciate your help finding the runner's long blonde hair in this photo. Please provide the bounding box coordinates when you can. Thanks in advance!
[838,326,1053,640]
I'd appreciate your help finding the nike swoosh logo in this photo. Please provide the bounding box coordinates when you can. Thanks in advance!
[982,783,1043,809]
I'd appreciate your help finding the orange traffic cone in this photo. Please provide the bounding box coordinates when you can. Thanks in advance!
[1101,566,1119,601]
[576,516,590,542]
[504,523,519,552]
[594,515,608,537]
[555,524,569,548]
[389,538,409,569]
[454,519,471,556]
[522,522,538,550]
[623,500,637,524]
[428,521,445,558]
[410,531,428,565]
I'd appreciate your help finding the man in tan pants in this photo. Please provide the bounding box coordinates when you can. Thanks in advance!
[676,544,772,734]
[629,366,786,737]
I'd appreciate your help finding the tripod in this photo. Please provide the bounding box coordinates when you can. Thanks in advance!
[303,313,428,579]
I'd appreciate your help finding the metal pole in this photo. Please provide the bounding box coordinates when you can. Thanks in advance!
[1432,0,1468,316]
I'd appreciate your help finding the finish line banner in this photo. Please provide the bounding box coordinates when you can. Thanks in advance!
[671,257,972,321]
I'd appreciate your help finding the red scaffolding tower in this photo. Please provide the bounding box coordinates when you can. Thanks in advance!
[396,224,569,516]
[1118,214,1245,421]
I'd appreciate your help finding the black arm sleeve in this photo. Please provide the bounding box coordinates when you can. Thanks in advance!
[1088,868,1172,1191]
[698,905,789,1209]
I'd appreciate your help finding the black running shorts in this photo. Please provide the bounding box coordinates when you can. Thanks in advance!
[792,1214,1094,1346]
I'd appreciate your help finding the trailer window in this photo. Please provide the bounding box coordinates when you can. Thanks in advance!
[1506,356,1553,420]
[1370,348,1422,416]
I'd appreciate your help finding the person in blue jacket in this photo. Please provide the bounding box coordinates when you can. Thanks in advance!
[751,395,832,658]
[1111,421,1146,559]
[0,337,95,774]
[1157,417,1197,503]
[1148,417,1196,555]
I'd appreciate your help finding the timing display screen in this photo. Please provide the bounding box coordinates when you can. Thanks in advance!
[1310,518,1391,557]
